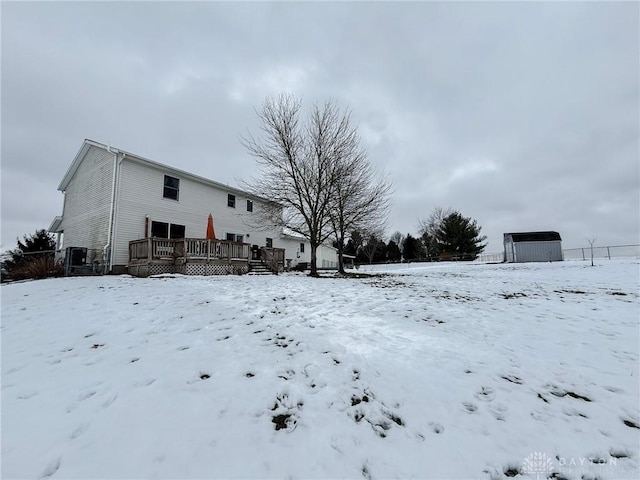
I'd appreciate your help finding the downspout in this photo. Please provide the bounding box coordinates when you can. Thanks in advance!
[104,146,123,273]
[110,153,125,271]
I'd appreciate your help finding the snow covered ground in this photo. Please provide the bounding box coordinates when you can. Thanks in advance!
[2,258,639,479]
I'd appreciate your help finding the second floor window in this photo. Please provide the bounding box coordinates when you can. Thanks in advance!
[163,175,179,200]
[266,238,273,248]
[300,243,305,253]
[228,194,236,208]
[247,200,253,212]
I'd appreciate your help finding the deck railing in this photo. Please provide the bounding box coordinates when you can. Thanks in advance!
[260,247,285,274]
[129,238,250,262]
[129,239,150,260]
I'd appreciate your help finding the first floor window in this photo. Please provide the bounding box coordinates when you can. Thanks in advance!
[226,233,243,243]
[151,221,169,238]
[151,221,185,239]
[170,224,185,239]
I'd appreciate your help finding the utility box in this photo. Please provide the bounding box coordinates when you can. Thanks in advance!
[64,247,87,275]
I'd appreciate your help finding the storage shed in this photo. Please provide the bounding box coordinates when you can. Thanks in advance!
[503,231,563,263]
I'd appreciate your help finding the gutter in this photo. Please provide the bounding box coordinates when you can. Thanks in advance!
[104,146,124,272]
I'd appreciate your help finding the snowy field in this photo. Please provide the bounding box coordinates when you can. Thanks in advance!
[2,258,639,480]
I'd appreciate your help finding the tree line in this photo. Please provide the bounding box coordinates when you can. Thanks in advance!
[343,207,486,265]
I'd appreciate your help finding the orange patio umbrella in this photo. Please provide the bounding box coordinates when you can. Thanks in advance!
[206,213,216,240]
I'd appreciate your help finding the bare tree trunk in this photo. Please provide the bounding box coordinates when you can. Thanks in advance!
[587,236,597,267]
[310,243,319,277]
[336,233,346,274]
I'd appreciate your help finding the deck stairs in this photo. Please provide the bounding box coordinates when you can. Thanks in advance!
[247,259,275,275]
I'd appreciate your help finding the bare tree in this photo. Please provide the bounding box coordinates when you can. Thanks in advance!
[359,229,386,265]
[329,140,392,273]
[586,236,597,267]
[418,206,454,238]
[418,207,454,260]
[389,231,404,247]
[242,94,368,277]
[389,231,405,261]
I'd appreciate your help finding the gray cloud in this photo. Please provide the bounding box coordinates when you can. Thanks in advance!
[2,1,638,253]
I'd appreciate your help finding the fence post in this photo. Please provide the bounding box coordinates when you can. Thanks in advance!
[607,246,611,260]
[581,248,585,260]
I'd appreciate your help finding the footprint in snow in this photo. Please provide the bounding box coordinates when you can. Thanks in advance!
[475,386,496,402]
[101,394,118,408]
[134,378,157,387]
[500,374,523,385]
[429,422,445,434]
[270,393,302,432]
[17,391,38,400]
[277,369,295,381]
[70,422,90,439]
[462,402,478,413]
[490,403,508,421]
[41,457,61,478]
[77,390,97,401]
[530,409,552,422]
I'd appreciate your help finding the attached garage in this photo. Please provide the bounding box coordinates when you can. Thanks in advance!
[504,231,563,263]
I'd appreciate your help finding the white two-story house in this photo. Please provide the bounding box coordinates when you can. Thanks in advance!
[48,139,337,275]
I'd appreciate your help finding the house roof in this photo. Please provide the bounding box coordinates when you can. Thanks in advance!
[58,139,267,201]
[48,216,63,233]
[504,231,562,242]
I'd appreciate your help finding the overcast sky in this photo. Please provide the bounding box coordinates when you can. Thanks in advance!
[2,1,638,254]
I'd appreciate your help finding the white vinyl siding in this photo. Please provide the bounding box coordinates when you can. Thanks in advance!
[276,236,338,269]
[58,145,114,262]
[111,159,281,267]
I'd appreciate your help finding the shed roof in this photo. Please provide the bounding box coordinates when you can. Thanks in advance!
[504,231,561,242]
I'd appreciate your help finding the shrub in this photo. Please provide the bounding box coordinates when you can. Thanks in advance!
[7,256,64,281]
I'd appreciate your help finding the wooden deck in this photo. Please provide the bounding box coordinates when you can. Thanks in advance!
[128,238,284,277]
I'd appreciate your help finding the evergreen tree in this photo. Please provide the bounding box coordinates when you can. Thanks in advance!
[436,212,486,260]
[402,233,424,261]
[421,232,440,261]
[347,230,363,257]
[4,229,60,280]
[387,240,401,262]
[344,238,357,257]
[5,229,56,271]
[373,240,388,263]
